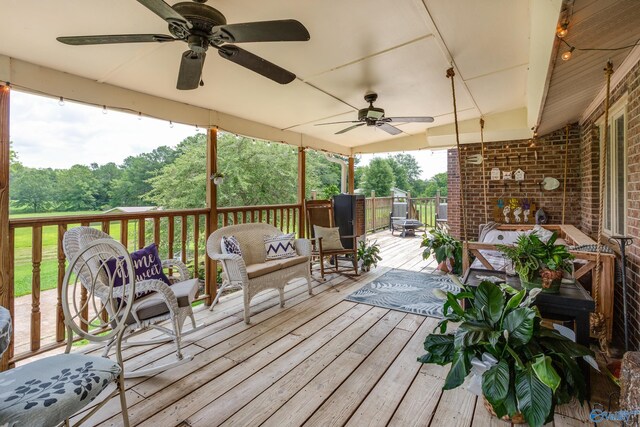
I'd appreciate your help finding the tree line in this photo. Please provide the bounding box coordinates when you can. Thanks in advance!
[9,133,447,213]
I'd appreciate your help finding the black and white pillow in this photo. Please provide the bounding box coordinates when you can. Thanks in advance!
[221,235,242,256]
[264,233,296,260]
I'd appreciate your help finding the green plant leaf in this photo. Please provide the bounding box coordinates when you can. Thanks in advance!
[446,292,465,317]
[488,330,502,348]
[531,355,561,392]
[419,334,455,365]
[499,283,519,295]
[515,367,553,427]
[454,322,490,348]
[505,289,526,312]
[482,359,510,408]
[443,350,471,390]
[503,307,536,346]
[474,281,505,325]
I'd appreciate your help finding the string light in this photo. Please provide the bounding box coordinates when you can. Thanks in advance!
[102,105,107,114]
[561,46,575,61]
[169,121,174,128]
[58,96,65,106]
[557,22,569,38]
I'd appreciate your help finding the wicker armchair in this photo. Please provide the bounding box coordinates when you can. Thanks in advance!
[207,223,312,324]
[63,226,201,378]
[0,238,132,427]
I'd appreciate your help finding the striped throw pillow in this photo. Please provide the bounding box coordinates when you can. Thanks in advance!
[264,233,296,260]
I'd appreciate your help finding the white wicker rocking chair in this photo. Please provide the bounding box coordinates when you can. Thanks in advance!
[63,226,202,378]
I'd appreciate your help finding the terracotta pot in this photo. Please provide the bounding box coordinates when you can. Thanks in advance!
[437,257,455,273]
[483,396,526,424]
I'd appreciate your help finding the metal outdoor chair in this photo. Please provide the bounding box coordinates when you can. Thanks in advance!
[63,226,202,378]
[0,238,131,427]
[305,199,358,280]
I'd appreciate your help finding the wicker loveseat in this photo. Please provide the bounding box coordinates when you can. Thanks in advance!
[207,223,312,324]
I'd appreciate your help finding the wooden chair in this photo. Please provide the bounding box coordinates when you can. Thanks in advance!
[0,238,131,427]
[305,199,359,280]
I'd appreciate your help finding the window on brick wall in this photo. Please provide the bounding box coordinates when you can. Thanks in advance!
[599,96,627,236]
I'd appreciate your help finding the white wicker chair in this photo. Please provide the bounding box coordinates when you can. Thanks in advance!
[207,223,312,324]
[63,226,202,378]
[0,238,132,427]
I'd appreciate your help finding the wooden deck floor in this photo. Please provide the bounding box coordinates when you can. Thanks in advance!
[71,231,610,426]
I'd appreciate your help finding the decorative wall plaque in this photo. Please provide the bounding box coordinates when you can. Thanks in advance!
[490,168,501,181]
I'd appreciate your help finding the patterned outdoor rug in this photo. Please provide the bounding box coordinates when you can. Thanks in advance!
[344,269,461,318]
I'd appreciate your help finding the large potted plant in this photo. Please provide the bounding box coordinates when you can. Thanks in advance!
[357,240,382,272]
[421,226,462,274]
[497,231,574,294]
[419,281,593,427]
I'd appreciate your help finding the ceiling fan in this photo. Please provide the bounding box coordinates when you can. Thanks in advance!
[316,92,434,135]
[56,0,310,90]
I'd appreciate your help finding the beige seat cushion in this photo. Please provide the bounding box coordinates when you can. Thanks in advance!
[278,255,309,269]
[313,225,344,250]
[126,278,199,324]
[246,261,282,279]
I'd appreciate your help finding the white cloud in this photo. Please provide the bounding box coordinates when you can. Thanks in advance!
[10,90,199,169]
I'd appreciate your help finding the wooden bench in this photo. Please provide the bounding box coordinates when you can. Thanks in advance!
[461,224,616,342]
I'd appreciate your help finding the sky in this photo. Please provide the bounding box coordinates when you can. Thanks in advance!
[9,90,448,179]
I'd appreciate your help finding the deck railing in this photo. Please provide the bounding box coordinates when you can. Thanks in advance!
[7,208,209,367]
[3,196,445,368]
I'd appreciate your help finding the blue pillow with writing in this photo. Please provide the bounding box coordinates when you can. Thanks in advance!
[106,243,171,299]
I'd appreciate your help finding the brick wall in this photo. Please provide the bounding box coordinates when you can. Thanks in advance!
[581,57,640,349]
[447,124,582,241]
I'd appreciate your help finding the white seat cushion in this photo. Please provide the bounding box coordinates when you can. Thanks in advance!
[0,354,119,427]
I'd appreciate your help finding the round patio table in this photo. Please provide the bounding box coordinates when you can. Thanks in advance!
[391,219,424,237]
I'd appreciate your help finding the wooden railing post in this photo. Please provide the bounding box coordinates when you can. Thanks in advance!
[205,127,218,306]
[0,84,11,370]
[371,191,376,231]
[298,147,306,238]
[31,226,42,352]
[56,225,67,342]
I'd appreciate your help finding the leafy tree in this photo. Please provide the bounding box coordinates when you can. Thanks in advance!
[386,157,410,191]
[391,153,422,182]
[55,165,99,210]
[320,184,341,200]
[362,158,394,196]
[145,136,207,209]
[306,151,342,196]
[91,162,122,209]
[424,172,448,197]
[111,146,176,206]
[354,166,366,190]
[11,167,55,212]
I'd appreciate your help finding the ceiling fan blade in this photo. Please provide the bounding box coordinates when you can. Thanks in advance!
[377,123,403,135]
[211,20,310,44]
[57,34,176,45]
[336,123,365,135]
[218,45,296,84]
[386,116,434,123]
[177,51,206,90]
[137,0,192,30]
[315,121,360,126]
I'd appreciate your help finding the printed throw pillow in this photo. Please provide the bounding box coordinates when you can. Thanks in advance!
[313,225,344,250]
[220,235,243,256]
[264,233,296,260]
[532,224,554,243]
[105,243,172,299]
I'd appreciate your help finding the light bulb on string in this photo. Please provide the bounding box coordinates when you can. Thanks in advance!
[557,22,569,38]
[561,46,575,61]
[102,105,107,115]
[58,97,65,106]
[169,121,174,128]
[138,112,142,120]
